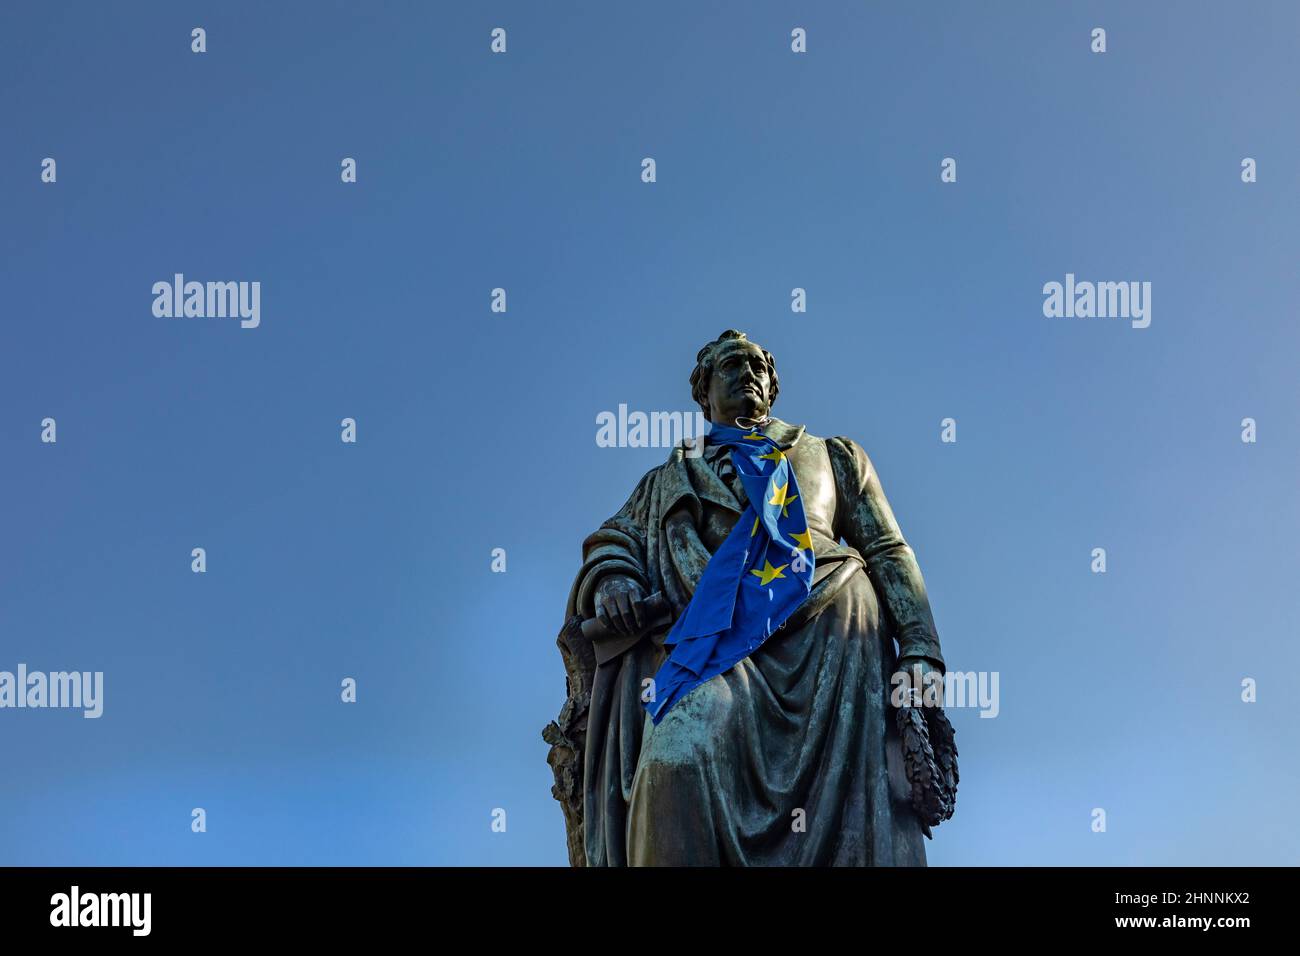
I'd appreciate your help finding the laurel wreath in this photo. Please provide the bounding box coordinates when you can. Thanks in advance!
[895,703,960,837]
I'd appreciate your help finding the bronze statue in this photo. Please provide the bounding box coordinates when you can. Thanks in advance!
[544,330,955,866]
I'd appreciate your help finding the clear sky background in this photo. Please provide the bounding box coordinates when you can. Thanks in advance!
[1,1,1296,866]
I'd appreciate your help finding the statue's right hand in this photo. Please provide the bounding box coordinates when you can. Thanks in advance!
[593,575,647,637]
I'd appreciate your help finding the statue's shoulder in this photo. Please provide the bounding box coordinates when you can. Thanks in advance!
[787,428,830,461]
[822,434,874,487]
[603,458,670,522]
[824,433,866,454]
[659,435,708,465]
[630,457,672,490]
[624,448,691,498]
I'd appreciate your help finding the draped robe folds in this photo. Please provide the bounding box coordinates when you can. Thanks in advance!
[563,418,946,866]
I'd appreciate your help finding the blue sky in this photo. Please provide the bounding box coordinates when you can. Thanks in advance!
[1,1,1296,865]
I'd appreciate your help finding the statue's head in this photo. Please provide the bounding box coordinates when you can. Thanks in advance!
[690,330,780,425]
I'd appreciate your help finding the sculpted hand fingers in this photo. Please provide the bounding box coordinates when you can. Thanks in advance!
[613,592,636,634]
[595,602,614,633]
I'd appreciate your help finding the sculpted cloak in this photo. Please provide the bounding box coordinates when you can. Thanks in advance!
[548,417,946,866]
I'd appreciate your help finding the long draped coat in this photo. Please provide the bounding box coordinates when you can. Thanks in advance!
[561,418,946,866]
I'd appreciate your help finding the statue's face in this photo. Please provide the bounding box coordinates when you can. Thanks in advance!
[706,340,773,425]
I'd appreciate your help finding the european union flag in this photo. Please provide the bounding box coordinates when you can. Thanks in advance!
[646,424,815,723]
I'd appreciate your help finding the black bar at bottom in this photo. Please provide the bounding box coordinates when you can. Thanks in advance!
[0,866,1279,940]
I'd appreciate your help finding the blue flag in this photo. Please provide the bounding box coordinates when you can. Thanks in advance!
[646,425,815,723]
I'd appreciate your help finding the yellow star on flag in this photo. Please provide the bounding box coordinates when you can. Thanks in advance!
[751,515,761,537]
[759,448,785,465]
[768,480,798,518]
[750,559,788,586]
[791,528,814,553]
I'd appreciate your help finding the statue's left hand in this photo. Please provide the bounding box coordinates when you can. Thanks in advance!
[593,574,647,638]
[892,656,945,708]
